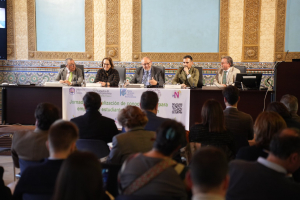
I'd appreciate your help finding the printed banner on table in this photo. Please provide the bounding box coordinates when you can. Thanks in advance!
[62,87,190,129]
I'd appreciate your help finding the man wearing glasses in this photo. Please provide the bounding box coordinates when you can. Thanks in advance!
[130,57,164,86]
[55,58,83,86]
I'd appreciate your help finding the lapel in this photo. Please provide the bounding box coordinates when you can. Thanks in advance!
[72,69,77,81]
[138,67,144,83]
[227,67,233,84]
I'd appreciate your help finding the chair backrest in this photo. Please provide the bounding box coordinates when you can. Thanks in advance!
[61,64,85,79]
[19,159,44,175]
[102,163,122,197]
[115,66,126,83]
[76,139,110,159]
[194,67,203,88]
[234,66,247,73]
[23,193,52,200]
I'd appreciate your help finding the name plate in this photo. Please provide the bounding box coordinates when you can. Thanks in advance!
[127,84,144,88]
[44,82,64,87]
[86,83,102,87]
[164,85,181,89]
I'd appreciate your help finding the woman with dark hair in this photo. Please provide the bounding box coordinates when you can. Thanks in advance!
[119,119,187,199]
[52,151,105,200]
[189,99,235,160]
[94,57,120,87]
[107,106,156,165]
[236,111,287,161]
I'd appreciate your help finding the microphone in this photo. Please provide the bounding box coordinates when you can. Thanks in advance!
[82,70,90,87]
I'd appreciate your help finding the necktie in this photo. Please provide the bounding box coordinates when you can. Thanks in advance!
[222,71,227,84]
[68,72,73,82]
[142,71,149,85]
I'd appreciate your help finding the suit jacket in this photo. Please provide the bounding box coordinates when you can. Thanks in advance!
[71,110,119,143]
[107,127,155,165]
[130,66,164,86]
[214,66,240,86]
[172,66,199,87]
[144,111,168,132]
[223,107,253,152]
[55,67,83,86]
[11,128,49,168]
[236,145,268,161]
[226,160,300,200]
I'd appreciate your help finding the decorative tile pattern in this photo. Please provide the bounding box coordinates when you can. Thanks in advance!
[94,0,106,61]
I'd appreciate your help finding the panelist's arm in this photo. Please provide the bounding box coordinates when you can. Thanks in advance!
[71,68,83,86]
[171,67,182,85]
[187,68,199,87]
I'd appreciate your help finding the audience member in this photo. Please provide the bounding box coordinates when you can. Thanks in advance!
[119,120,187,199]
[236,111,286,161]
[11,103,59,173]
[187,147,229,200]
[0,166,12,200]
[280,94,300,123]
[107,106,155,165]
[226,128,300,200]
[222,86,254,152]
[71,92,119,143]
[189,99,235,160]
[55,58,83,86]
[214,56,240,87]
[52,151,106,200]
[94,57,120,87]
[13,120,78,200]
[140,91,168,131]
[172,55,199,88]
[267,101,300,129]
[130,57,164,86]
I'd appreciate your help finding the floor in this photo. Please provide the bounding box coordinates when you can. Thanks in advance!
[0,155,20,186]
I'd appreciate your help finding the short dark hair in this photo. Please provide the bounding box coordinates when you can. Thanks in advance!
[222,86,239,105]
[280,94,298,113]
[154,120,186,156]
[190,147,228,192]
[221,56,233,66]
[266,102,291,119]
[48,120,79,153]
[35,103,60,130]
[140,91,159,110]
[83,92,101,110]
[53,151,104,200]
[270,128,300,159]
[183,55,193,61]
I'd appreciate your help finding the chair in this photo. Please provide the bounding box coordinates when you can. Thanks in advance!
[194,67,203,88]
[235,66,247,73]
[61,64,85,79]
[76,139,110,159]
[102,163,122,197]
[115,66,126,83]
[19,159,44,175]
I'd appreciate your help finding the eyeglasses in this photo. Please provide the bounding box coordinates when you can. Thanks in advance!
[67,64,75,67]
[103,64,111,66]
[142,62,151,66]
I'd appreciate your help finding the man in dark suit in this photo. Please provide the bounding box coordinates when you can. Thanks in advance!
[130,57,164,86]
[11,103,60,173]
[226,128,300,200]
[222,86,253,152]
[140,91,168,132]
[55,58,83,86]
[71,92,119,143]
[13,120,79,200]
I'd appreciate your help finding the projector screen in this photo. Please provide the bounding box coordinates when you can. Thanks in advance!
[0,0,7,60]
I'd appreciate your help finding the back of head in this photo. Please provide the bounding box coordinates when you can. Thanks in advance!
[117,105,148,129]
[254,111,287,149]
[270,128,300,160]
[190,147,228,192]
[221,56,233,66]
[140,91,159,110]
[222,86,239,105]
[53,151,103,200]
[154,120,186,156]
[280,94,298,113]
[201,99,226,133]
[266,102,291,119]
[35,103,60,130]
[83,92,101,111]
[48,120,79,153]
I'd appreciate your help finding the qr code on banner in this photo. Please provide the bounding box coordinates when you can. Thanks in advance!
[172,103,182,114]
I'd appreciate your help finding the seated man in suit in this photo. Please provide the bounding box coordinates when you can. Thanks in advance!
[140,91,168,132]
[130,57,164,86]
[55,58,83,86]
[280,94,300,123]
[172,55,199,88]
[214,56,240,87]
[222,86,253,152]
[13,120,79,200]
[226,128,300,200]
[71,92,119,143]
[11,103,59,173]
[186,147,229,200]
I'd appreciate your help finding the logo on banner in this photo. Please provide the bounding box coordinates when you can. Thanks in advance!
[147,88,162,98]
[120,89,127,96]
[76,88,84,95]
[120,89,137,98]
[92,89,112,97]
[69,87,75,95]
[172,90,181,98]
